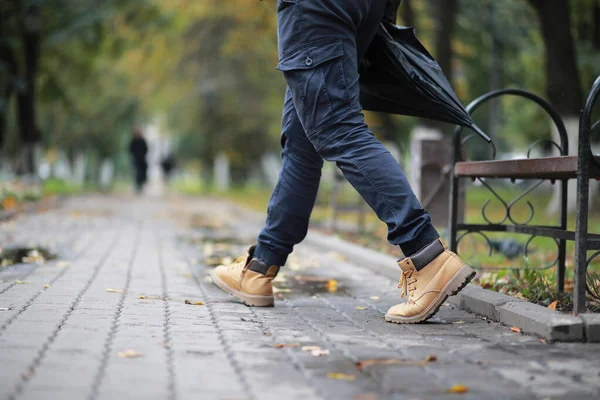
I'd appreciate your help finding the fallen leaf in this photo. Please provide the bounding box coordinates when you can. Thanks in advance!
[105,288,123,293]
[355,306,368,310]
[301,346,321,352]
[117,349,142,358]
[452,320,465,325]
[270,343,299,348]
[137,295,147,299]
[547,300,558,311]
[510,326,521,333]
[184,300,204,305]
[539,338,547,344]
[448,384,468,394]
[43,283,51,289]
[326,279,338,293]
[264,332,272,336]
[311,349,330,357]
[327,372,355,380]
[370,296,380,301]
[183,272,191,279]
[15,280,31,284]
[56,261,71,267]
[357,356,437,370]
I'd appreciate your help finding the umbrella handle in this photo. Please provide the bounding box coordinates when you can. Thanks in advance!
[470,123,492,143]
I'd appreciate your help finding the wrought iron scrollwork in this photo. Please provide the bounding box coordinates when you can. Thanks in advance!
[506,180,544,226]
[524,235,560,270]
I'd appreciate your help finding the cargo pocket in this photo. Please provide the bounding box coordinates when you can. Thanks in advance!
[277,38,347,135]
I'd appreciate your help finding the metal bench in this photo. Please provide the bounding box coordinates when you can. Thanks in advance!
[448,79,600,314]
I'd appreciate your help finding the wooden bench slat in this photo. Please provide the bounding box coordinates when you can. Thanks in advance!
[455,156,600,179]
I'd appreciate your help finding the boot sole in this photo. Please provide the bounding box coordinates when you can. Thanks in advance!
[384,264,475,324]
[210,269,275,307]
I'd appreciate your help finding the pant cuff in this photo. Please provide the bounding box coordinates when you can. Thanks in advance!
[254,243,288,267]
[399,224,440,257]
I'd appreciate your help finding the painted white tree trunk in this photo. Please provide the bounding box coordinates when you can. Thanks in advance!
[546,116,599,214]
[98,158,114,191]
[214,152,230,192]
[73,153,86,186]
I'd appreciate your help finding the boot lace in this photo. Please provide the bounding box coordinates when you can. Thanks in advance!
[398,270,418,303]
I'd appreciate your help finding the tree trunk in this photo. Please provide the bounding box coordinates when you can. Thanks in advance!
[400,0,415,27]
[528,0,595,213]
[17,5,41,175]
[528,0,583,116]
[0,42,18,150]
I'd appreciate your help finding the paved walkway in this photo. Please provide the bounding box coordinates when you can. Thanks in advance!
[1,195,599,400]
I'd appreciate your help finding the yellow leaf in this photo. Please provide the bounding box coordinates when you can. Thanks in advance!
[510,326,521,333]
[326,279,338,293]
[355,306,368,310]
[452,320,465,324]
[547,300,558,310]
[117,349,142,358]
[137,295,147,299]
[270,343,299,348]
[369,296,380,301]
[43,283,51,289]
[448,384,468,394]
[184,300,204,305]
[105,288,123,293]
[327,373,355,380]
[15,280,31,284]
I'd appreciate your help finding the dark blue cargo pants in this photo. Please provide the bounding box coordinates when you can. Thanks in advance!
[254,0,439,266]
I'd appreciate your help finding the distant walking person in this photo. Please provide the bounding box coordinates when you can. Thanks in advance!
[129,128,148,194]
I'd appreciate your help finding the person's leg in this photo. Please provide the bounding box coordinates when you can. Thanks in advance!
[211,88,323,307]
[277,0,438,256]
[254,88,324,266]
[277,0,474,321]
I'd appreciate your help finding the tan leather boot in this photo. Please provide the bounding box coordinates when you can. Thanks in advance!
[211,246,279,307]
[385,239,475,324]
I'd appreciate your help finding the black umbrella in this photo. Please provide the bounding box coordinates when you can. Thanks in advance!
[359,21,491,143]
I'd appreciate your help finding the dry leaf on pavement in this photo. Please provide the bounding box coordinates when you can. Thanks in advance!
[547,300,558,310]
[448,384,468,394]
[105,288,123,293]
[355,306,368,310]
[15,280,31,284]
[311,349,330,357]
[301,346,321,352]
[356,357,436,370]
[326,279,338,293]
[452,320,465,324]
[43,283,51,288]
[117,349,142,358]
[327,372,356,380]
[56,261,71,268]
[370,296,380,301]
[270,343,300,348]
[510,326,521,333]
[184,300,204,305]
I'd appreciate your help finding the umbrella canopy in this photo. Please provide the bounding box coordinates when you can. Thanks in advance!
[359,22,491,143]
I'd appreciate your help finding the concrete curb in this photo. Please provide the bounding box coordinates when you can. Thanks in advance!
[304,229,598,342]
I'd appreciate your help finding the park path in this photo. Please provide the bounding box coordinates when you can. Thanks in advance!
[0,195,599,400]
